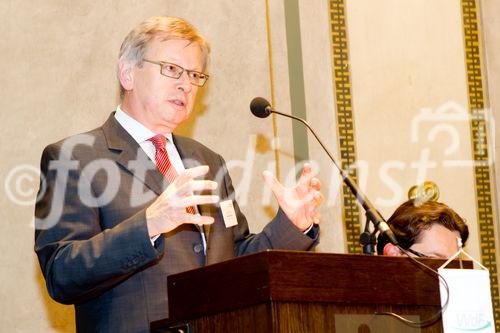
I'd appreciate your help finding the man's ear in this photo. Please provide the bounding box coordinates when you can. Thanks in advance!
[383,243,403,256]
[118,60,134,92]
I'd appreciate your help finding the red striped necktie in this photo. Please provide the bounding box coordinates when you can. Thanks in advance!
[149,134,196,215]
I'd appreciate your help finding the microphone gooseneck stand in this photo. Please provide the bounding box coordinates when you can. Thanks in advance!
[250,98,398,252]
[250,97,450,329]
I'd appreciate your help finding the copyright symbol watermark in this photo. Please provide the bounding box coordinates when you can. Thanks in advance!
[4,164,45,206]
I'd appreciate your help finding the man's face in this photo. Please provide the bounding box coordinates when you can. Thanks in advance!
[124,38,204,133]
[409,224,461,259]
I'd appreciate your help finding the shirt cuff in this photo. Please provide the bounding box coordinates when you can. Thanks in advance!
[303,224,314,234]
[150,234,161,246]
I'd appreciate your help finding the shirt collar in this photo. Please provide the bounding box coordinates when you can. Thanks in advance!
[115,105,173,143]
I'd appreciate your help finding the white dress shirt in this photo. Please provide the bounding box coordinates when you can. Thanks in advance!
[114,106,207,251]
[114,106,186,175]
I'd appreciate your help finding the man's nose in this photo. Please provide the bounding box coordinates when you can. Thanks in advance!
[177,71,192,92]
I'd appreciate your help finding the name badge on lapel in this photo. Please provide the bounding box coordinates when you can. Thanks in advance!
[220,199,238,228]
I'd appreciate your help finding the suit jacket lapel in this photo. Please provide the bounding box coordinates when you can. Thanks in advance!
[102,117,212,256]
[102,114,167,196]
[173,135,213,247]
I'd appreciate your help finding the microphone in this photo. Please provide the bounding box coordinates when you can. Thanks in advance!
[250,97,272,118]
[249,97,399,248]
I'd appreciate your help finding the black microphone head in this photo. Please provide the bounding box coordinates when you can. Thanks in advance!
[250,97,272,118]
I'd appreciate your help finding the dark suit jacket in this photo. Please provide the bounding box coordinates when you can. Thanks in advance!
[35,114,319,333]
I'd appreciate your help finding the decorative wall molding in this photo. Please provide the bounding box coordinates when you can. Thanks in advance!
[328,0,362,254]
[461,0,499,329]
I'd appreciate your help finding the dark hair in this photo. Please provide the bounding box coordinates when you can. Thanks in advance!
[376,199,469,254]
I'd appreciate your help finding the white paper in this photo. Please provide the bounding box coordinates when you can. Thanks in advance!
[438,267,495,332]
[220,199,238,228]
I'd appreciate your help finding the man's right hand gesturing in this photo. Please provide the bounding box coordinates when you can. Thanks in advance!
[146,165,220,237]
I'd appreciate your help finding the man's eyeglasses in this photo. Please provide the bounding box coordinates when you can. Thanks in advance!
[405,248,429,258]
[142,59,209,87]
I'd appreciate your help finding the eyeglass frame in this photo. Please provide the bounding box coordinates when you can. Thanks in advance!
[405,247,430,258]
[142,59,210,87]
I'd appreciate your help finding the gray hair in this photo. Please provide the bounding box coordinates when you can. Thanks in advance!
[117,16,210,99]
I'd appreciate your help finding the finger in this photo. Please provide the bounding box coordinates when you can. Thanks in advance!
[301,163,312,175]
[262,170,284,198]
[306,208,320,225]
[282,190,315,207]
[185,214,215,225]
[298,190,323,209]
[300,192,323,210]
[176,195,220,208]
[310,177,321,191]
[183,165,210,179]
[313,191,324,206]
[173,165,210,187]
[310,203,321,215]
[297,163,314,189]
[176,180,218,196]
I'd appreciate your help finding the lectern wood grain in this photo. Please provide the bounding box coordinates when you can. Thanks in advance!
[151,250,470,332]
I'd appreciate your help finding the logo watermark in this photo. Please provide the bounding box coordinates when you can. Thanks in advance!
[6,101,495,228]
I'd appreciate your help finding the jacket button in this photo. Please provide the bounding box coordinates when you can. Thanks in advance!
[193,243,203,254]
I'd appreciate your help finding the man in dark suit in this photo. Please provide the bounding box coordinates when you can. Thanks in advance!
[35,16,323,332]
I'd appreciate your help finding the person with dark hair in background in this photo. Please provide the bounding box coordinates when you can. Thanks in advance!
[377,199,469,259]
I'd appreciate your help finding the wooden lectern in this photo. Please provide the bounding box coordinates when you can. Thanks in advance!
[151,250,466,332]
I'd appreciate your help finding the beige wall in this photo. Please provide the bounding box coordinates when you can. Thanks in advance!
[346,0,480,257]
[481,0,500,269]
[1,0,498,331]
